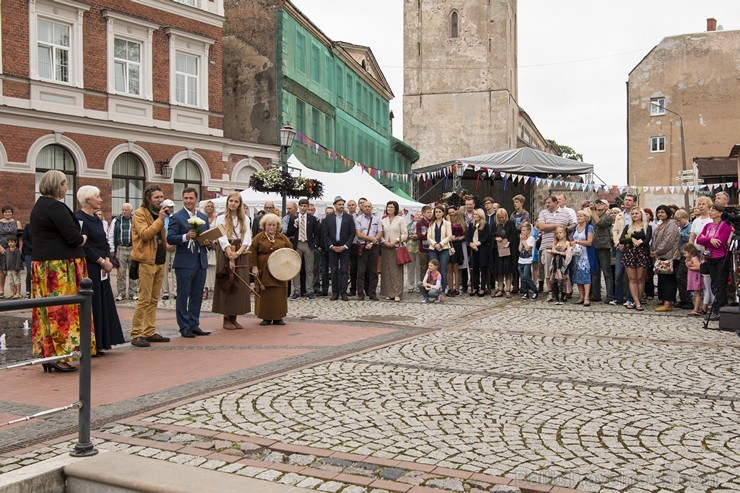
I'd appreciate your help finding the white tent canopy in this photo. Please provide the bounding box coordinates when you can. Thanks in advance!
[203,155,424,215]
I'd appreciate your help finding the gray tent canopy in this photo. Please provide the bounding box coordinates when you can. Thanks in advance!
[416,147,595,175]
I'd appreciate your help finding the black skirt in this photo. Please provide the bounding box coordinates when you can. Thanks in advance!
[87,262,125,351]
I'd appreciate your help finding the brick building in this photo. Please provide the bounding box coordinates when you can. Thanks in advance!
[0,0,278,222]
[627,18,740,209]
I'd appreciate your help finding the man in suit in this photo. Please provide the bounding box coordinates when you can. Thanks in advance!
[323,196,355,301]
[166,187,211,338]
[287,198,319,300]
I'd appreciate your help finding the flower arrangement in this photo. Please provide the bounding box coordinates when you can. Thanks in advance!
[187,217,206,252]
[290,176,324,199]
[439,189,475,209]
[249,167,324,199]
[249,168,294,193]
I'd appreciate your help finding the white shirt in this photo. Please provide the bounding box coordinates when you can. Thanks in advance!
[518,236,537,265]
[215,214,252,251]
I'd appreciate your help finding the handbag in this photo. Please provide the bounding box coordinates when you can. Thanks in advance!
[352,243,365,257]
[129,260,139,280]
[396,245,412,265]
[654,258,674,275]
[497,239,510,257]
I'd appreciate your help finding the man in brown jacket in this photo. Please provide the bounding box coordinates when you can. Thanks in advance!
[130,184,172,347]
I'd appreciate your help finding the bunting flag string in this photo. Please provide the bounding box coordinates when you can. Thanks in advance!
[295,130,411,184]
[292,132,735,195]
[412,162,736,195]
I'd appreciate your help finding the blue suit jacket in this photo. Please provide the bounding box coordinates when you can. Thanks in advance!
[166,209,209,270]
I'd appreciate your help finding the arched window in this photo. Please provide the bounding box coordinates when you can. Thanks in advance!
[112,152,146,214]
[450,11,459,38]
[35,144,76,209]
[173,158,202,206]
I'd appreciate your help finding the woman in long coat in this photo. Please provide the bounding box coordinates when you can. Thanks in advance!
[248,213,292,325]
[467,208,491,297]
[212,192,251,329]
[492,208,517,297]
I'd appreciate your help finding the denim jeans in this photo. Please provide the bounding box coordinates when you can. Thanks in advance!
[417,281,440,300]
[518,263,537,296]
[614,248,632,303]
[592,248,614,301]
[427,249,450,293]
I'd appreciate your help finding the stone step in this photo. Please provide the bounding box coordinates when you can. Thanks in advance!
[64,452,313,493]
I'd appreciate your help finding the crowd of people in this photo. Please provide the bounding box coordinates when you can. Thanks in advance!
[11,171,739,374]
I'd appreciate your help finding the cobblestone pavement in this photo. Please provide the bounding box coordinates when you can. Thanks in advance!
[3,295,739,493]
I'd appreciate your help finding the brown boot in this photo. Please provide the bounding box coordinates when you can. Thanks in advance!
[232,316,243,330]
[223,316,237,330]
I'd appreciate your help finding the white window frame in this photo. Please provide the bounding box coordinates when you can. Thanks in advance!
[650,97,666,116]
[103,10,158,101]
[165,28,214,110]
[175,52,199,106]
[650,136,666,153]
[29,0,89,88]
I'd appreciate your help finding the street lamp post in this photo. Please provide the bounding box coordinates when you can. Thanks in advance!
[652,101,689,209]
[279,124,297,215]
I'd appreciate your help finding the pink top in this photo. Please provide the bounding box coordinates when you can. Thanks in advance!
[696,221,731,258]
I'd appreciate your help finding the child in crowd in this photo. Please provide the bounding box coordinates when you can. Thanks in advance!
[418,259,442,303]
[518,222,538,300]
[550,226,570,305]
[681,243,704,316]
[4,237,23,299]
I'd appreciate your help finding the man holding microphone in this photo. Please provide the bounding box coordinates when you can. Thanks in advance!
[130,185,172,348]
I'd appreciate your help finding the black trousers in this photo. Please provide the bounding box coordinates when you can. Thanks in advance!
[329,248,351,295]
[707,256,730,314]
[656,272,677,303]
[356,245,380,296]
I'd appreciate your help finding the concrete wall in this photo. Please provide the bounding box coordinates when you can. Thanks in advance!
[627,29,740,189]
[404,0,518,168]
[222,0,279,146]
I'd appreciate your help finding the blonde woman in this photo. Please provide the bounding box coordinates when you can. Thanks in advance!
[492,208,516,297]
[213,193,251,329]
[447,209,468,296]
[427,204,453,300]
[618,206,652,311]
[380,201,408,302]
[467,208,490,296]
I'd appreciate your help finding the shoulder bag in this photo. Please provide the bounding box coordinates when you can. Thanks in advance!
[653,258,674,275]
[353,217,373,257]
[396,243,412,265]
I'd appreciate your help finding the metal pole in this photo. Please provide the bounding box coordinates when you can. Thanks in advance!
[281,146,288,217]
[678,115,689,210]
[71,277,98,457]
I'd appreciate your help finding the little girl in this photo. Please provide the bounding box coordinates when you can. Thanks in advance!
[681,243,703,316]
[418,259,443,303]
[550,226,570,305]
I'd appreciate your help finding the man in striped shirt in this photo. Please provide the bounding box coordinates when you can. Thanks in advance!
[536,195,575,301]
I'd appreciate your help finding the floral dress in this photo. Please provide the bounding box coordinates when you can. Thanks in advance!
[571,225,592,285]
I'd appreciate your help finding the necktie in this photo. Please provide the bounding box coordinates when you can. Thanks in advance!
[300,215,306,242]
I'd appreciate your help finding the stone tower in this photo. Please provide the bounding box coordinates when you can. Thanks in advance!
[404,0,519,168]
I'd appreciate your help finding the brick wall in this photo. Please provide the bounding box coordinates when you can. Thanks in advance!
[2,0,223,119]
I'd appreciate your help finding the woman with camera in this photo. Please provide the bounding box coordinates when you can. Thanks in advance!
[696,204,732,321]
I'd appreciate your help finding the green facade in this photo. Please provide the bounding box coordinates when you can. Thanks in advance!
[277,10,415,193]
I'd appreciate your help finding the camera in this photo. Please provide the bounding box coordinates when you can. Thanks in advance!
[721,206,740,232]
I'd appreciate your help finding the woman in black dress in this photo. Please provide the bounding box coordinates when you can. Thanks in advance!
[619,206,652,311]
[75,186,125,355]
[467,208,491,296]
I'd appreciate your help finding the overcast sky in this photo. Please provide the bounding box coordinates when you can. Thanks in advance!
[291,0,737,186]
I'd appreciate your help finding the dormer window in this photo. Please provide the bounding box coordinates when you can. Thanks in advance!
[450,11,459,38]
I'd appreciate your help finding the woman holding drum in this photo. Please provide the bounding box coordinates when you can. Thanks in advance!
[248,213,293,326]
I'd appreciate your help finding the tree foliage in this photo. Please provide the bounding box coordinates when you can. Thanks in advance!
[546,139,584,162]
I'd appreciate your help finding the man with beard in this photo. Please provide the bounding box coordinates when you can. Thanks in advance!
[130,185,172,347]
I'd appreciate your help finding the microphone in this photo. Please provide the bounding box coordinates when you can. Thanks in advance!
[162,199,175,216]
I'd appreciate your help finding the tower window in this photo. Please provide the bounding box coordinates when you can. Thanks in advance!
[450,11,459,38]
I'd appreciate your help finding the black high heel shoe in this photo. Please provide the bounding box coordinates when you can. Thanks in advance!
[42,362,78,373]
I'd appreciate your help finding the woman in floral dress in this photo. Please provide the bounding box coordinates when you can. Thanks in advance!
[571,209,595,306]
[30,170,95,372]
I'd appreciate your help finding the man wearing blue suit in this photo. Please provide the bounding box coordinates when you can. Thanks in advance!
[323,196,356,301]
[166,187,211,338]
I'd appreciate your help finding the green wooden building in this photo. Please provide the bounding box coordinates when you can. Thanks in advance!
[222,0,418,195]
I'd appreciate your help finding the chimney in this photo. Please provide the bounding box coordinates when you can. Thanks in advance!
[707,18,717,32]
